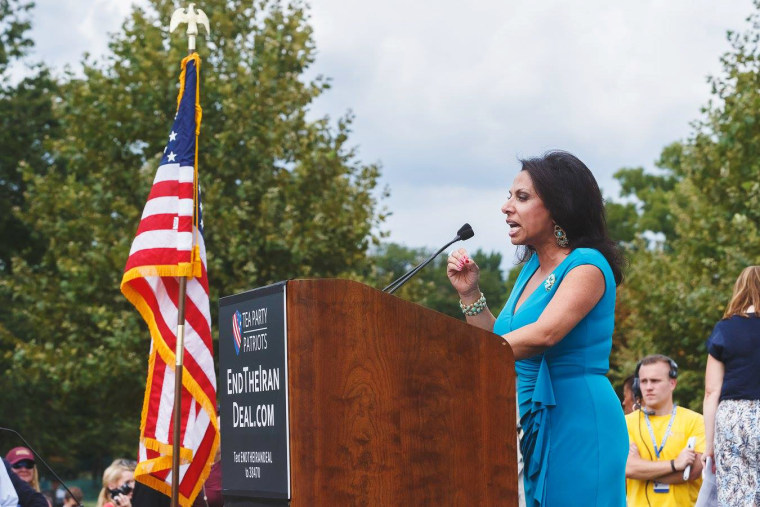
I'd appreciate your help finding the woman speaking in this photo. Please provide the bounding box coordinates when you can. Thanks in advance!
[447,151,627,506]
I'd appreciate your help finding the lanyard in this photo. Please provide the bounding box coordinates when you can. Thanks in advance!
[644,404,678,459]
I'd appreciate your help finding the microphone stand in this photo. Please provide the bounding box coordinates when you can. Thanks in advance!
[0,427,82,507]
[383,224,474,294]
[384,241,456,294]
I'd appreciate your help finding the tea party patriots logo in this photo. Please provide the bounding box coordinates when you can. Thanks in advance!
[232,309,243,356]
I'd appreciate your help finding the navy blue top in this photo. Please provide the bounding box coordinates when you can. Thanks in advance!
[707,313,760,401]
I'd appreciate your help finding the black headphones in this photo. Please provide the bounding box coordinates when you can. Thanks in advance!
[631,355,678,402]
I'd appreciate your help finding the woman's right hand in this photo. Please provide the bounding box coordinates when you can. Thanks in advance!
[113,495,130,507]
[447,248,480,299]
[701,448,716,474]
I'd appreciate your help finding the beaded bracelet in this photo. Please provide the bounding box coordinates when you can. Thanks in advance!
[459,292,487,316]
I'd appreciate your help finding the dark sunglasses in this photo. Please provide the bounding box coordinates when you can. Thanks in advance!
[108,482,134,499]
[11,460,35,469]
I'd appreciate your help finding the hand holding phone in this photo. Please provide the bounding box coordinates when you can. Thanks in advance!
[683,437,696,480]
[112,493,132,507]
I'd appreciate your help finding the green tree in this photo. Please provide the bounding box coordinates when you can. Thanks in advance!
[365,243,511,319]
[0,0,383,473]
[605,199,639,246]
[0,69,59,274]
[0,0,32,73]
[0,0,65,472]
[0,0,57,274]
[611,166,678,243]
[603,167,679,380]
[609,2,760,409]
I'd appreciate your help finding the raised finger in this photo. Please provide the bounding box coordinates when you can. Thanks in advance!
[449,248,471,264]
[447,256,464,272]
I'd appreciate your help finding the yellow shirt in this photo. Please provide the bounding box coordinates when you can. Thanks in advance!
[625,406,705,507]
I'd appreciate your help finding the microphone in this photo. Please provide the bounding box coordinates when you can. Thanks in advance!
[683,436,696,480]
[0,427,82,507]
[383,223,474,294]
[634,400,654,416]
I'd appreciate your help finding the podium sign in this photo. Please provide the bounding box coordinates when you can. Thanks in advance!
[216,279,517,506]
[218,282,290,500]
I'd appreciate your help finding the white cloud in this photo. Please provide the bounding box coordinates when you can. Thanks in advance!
[28,0,137,71]
[382,183,519,269]
[19,0,756,270]
[306,0,752,267]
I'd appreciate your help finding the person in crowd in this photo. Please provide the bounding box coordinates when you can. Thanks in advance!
[192,425,222,507]
[622,374,636,415]
[191,460,222,507]
[703,266,760,506]
[96,459,135,507]
[447,150,628,505]
[625,354,704,506]
[131,482,172,507]
[2,458,47,507]
[5,447,40,492]
[61,487,83,507]
[0,458,19,507]
[52,480,66,507]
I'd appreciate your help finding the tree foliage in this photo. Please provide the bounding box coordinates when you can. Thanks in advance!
[0,0,383,474]
[0,0,56,274]
[364,243,512,319]
[0,0,32,73]
[0,0,64,470]
[0,68,59,274]
[609,3,760,409]
[3,0,760,477]
[611,166,679,243]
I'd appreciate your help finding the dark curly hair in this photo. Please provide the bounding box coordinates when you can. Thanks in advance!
[517,150,624,285]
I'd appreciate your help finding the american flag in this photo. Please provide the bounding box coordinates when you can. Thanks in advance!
[232,310,242,355]
[121,53,218,507]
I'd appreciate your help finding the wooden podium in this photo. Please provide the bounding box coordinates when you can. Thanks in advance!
[220,279,517,506]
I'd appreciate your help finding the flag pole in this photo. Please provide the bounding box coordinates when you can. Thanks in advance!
[171,277,188,507]
[169,5,210,507]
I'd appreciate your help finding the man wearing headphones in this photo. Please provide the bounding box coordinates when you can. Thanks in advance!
[625,354,705,506]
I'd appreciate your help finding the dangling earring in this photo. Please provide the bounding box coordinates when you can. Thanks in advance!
[554,224,569,247]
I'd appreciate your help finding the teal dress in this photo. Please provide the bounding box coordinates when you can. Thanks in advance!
[494,248,627,506]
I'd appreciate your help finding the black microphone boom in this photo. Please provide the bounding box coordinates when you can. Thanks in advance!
[383,223,474,294]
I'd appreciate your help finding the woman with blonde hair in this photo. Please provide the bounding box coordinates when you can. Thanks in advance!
[703,266,760,506]
[5,447,40,492]
[96,459,136,507]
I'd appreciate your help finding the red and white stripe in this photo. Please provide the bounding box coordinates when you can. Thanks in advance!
[122,158,218,506]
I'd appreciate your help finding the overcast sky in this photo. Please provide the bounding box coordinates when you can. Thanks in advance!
[19,0,754,268]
